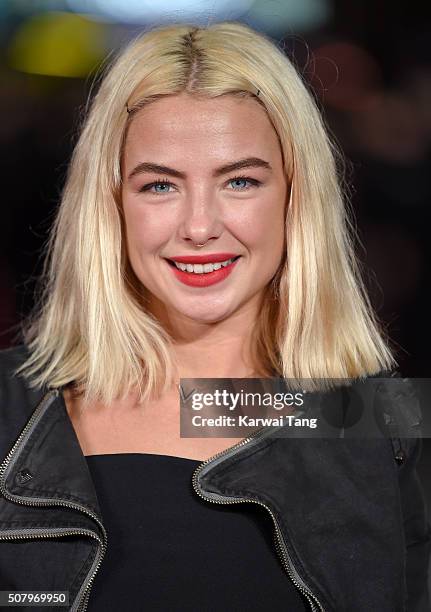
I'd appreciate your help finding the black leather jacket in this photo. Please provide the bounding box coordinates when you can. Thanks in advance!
[0,346,430,611]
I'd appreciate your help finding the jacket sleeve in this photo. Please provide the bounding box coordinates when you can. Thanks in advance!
[398,436,431,611]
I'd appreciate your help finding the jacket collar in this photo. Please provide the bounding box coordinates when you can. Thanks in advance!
[1,390,103,522]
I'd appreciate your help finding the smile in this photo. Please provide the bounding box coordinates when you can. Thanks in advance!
[170,256,239,273]
[164,255,241,287]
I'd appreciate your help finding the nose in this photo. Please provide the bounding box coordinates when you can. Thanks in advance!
[179,192,224,247]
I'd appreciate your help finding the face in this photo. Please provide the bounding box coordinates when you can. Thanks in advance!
[121,92,288,325]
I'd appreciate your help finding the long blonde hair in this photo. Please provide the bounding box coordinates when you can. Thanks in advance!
[17,21,396,404]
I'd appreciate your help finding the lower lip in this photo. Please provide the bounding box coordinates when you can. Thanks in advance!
[166,258,240,287]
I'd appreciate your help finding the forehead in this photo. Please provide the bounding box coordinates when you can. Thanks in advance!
[123,93,281,162]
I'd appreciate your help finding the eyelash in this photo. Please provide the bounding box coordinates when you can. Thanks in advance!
[138,174,262,195]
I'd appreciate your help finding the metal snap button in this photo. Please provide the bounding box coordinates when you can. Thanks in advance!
[394,450,406,465]
[16,468,33,484]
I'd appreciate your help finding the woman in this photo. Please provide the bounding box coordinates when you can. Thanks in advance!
[0,21,429,612]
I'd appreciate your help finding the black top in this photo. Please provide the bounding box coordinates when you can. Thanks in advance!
[85,453,309,611]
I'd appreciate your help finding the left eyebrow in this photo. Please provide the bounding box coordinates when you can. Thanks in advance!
[127,157,273,181]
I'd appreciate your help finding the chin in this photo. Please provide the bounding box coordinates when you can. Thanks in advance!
[185,310,232,324]
[175,303,235,324]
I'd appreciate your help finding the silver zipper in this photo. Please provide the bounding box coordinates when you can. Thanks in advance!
[0,390,108,612]
[192,427,325,612]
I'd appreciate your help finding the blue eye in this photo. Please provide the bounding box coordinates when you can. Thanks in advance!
[229,177,255,190]
[153,182,172,193]
[139,175,261,195]
[223,175,262,191]
[139,179,172,194]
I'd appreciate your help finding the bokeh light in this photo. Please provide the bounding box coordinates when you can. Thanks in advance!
[8,11,107,77]
[66,0,254,24]
[250,0,331,36]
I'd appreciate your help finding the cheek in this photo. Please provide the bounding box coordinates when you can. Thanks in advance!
[122,199,173,255]
[231,197,285,260]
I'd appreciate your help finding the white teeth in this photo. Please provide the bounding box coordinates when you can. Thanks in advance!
[172,257,237,273]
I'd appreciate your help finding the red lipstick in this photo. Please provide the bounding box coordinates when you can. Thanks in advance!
[167,253,238,264]
[164,253,241,287]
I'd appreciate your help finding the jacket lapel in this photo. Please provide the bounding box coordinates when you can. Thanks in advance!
[0,390,107,612]
[1,390,103,526]
[196,431,406,612]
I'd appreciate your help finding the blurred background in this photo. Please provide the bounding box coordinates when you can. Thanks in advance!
[1,0,430,588]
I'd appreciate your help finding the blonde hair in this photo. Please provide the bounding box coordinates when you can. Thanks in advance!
[17,21,396,404]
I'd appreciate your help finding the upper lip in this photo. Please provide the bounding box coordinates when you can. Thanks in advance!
[165,253,240,264]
